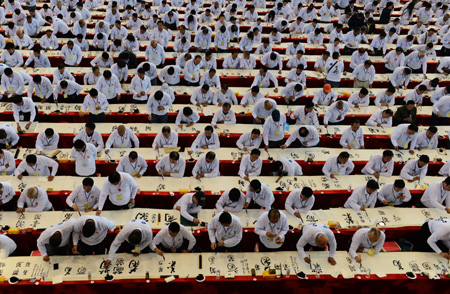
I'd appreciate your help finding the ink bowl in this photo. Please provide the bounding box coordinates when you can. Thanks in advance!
[195,274,205,282]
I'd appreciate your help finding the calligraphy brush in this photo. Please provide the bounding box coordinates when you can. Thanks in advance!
[309,255,312,270]
[364,209,371,223]
[325,127,331,137]
[266,150,273,161]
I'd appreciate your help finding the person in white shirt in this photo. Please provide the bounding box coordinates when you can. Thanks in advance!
[285,187,315,218]
[156,151,186,178]
[216,188,246,213]
[430,85,449,104]
[415,126,438,150]
[159,65,183,85]
[60,40,82,67]
[184,55,203,85]
[36,128,59,154]
[252,98,277,124]
[400,155,429,182]
[352,61,375,89]
[66,178,101,212]
[105,125,139,153]
[208,211,242,252]
[349,227,385,263]
[40,29,59,50]
[213,84,237,106]
[223,50,241,69]
[296,223,337,265]
[80,88,109,123]
[152,222,196,255]
[15,154,58,181]
[420,178,450,212]
[384,47,406,74]
[325,52,344,88]
[283,125,320,149]
[72,215,115,255]
[366,109,394,128]
[390,66,412,89]
[374,87,396,107]
[23,48,50,69]
[97,171,138,213]
[54,79,83,103]
[12,96,37,132]
[153,126,178,150]
[190,84,213,106]
[340,120,364,149]
[389,123,418,153]
[96,70,122,103]
[404,85,426,106]
[415,218,450,257]
[271,157,303,179]
[289,101,319,127]
[73,122,104,154]
[211,103,236,127]
[361,150,394,178]
[402,50,427,77]
[146,90,172,123]
[281,82,304,105]
[27,75,54,103]
[0,234,16,258]
[0,182,16,211]
[322,151,354,178]
[116,151,148,178]
[144,40,165,67]
[189,126,220,153]
[192,151,220,179]
[251,67,279,92]
[238,149,262,181]
[71,140,97,177]
[52,64,75,85]
[378,179,411,207]
[244,179,274,210]
[323,100,350,127]
[0,43,23,67]
[344,179,379,211]
[263,109,286,149]
[2,67,24,97]
[312,84,337,107]
[240,87,264,108]
[255,209,289,251]
[200,69,221,89]
[176,107,200,127]
[174,191,206,225]
[236,129,262,151]
[37,219,75,261]
[0,124,19,150]
[348,88,369,108]
[104,219,153,269]
[349,48,368,72]
[17,186,52,213]
[130,68,152,104]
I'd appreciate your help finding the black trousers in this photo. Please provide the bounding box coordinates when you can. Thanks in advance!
[107,97,118,104]
[78,239,107,255]
[415,222,449,252]
[343,46,357,55]
[384,67,394,74]
[268,138,285,148]
[19,106,39,122]
[372,48,384,56]
[430,113,447,126]
[31,94,54,103]
[214,239,241,253]
[88,112,106,123]
[0,200,16,211]
[45,243,69,256]
[441,47,450,57]
[411,68,422,74]
[58,93,79,103]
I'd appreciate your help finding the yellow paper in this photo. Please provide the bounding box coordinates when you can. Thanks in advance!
[275,130,280,136]
[63,93,68,98]
[117,194,122,200]
[33,173,39,176]
[85,203,90,210]
[132,171,138,176]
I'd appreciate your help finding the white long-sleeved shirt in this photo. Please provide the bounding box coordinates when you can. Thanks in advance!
[192,154,220,178]
[384,50,405,71]
[211,109,236,126]
[403,51,427,74]
[159,65,182,85]
[130,75,152,101]
[105,128,139,149]
[40,34,59,50]
[236,131,262,149]
[216,189,246,213]
[426,219,450,253]
[72,215,115,246]
[285,125,319,147]
[263,115,286,145]
[66,184,101,210]
[312,89,338,106]
[98,172,138,209]
[213,89,237,105]
[0,50,23,67]
[361,154,394,177]
[322,155,354,177]
[116,154,148,177]
[151,224,196,251]
[24,53,50,67]
[0,124,19,147]
[37,219,75,256]
[96,75,122,100]
[348,228,385,259]
[245,182,274,210]
[433,96,450,117]
[190,131,220,152]
[366,109,392,127]
[13,96,36,122]
[415,130,438,150]
[36,131,59,152]
[153,130,178,149]
[146,92,172,115]
[173,193,202,222]
[390,66,410,87]
[27,76,53,99]
[145,44,166,65]
[421,181,450,210]
[324,101,350,124]
[255,211,289,249]
[340,126,364,149]
[285,189,315,215]
[344,184,378,210]
[208,212,242,247]
[74,129,104,153]
[17,186,52,212]
[296,223,336,259]
[108,219,153,260]
[252,98,277,120]
[352,64,375,84]
[251,71,278,88]
[60,44,83,66]
[400,158,428,181]
[2,71,24,94]
[15,155,58,177]
[175,108,200,125]
[82,93,109,115]
[281,82,304,102]
[155,154,186,178]
[54,80,83,98]
[0,181,15,203]
[190,86,213,105]
[377,183,411,206]
[0,234,16,258]
[71,143,97,176]
[183,59,203,83]
[289,107,319,127]
[390,124,418,150]
[238,154,262,178]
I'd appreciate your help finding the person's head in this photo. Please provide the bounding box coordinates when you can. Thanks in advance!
[108,171,121,185]
[193,191,206,206]
[117,125,126,136]
[359,87,369,97]
[443,177,450,191]
[219,211,232,226]
[271,109,280,122]
[67,40,74,49]
[4,67,13,78]
[251,128,261,140]
[271,160,283,173]
[351,120,360,132]
[426,126,438,139]
[193,55,202,65]
[368,227,381,243]
[168,151,180,164]
[301,187,313,200]
[382,150,393,163]
[128,229,142,245]
[386,86,395,96]
[183,107,193,117]
[74,139,86,152]
[26,187,38,199]
[337,151,350,164]
[366,179,379,194]
[222,102,231,113]
[393,179,405,192]
[128,151,138,163]
[49,231,62,248]
[336,100,344,110]
[228,188,241,203]
[268,208,280,224]
[89,88,98,98]
[44,128,55,139]
[85,122,96,135]
[168,222,181,237]
[299,127,309,138]
[205,151,216,164]
[403,67,412,76]
[25,154,37,166]
[315,233,329,248]
[418,155,430,167]
[332,52,340,60]
[407,123,418,135]
[323,84,332,94]
[406,100,415,111]
[249,179,262,193]
[82,177,94,193]
[82,219,96,238]
[250,148,261,161]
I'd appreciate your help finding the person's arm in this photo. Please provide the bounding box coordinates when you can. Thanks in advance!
[223,221,242,248]
[182,226,197,251]
[348,231,361,258]
[180,199,195,222]
[284,192,296,216]
[428,231,448,253]
[346,191,361,210]
[400,162,415,181]
[107,231,125,260]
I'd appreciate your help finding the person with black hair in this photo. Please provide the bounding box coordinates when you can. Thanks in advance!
[255,208,288,252]
[174,191,206,225]
[400,155,429,182]
[91,52,114,68]
[415,218,450,258]
[271,157,303,179]
[378,179,411,206]
[432,95,450,125]
[156,151,185,178]
[81,88,108,123]
[60,40,82,67]
[379,1,394,24]
[344,179,379,211]
[0,124,19,150]
[97,171,138,213]
[52,64,75,85]
[390,123,419,152]
[189,126,220,154]
[72,215,115,255]
[104,219,153,268]
[116,151,148,178]
[0,181,16,210]
[26,74,53,103]
[420,177,450,212]
[404,84,426,106]
[152,222,196,256]
[244,179,274,210]
[208,211,242,252]
[130,68,152,104]
[71,139,97,177]
[96,70,122,103]
[159,65,183,85]
[216,188,246,213]
[66,177,101,212]
[263,109,286,149]
[54,79,83,103]
[15,154,58,181]
[361,150,394,178]
[340,120,364,149]
[238,149,262,181]
[153,126,178,150]
[415,126,438,150]
[36,128,59,154]
[192,151,220,179]
[393,101,417,126]
[175,106,200,127]
[322,151,354,178]
[348,87,369,107]
[37,219,75,262]
[285,187,315,217]
[73,122,104,154]
[236,128,262,150]
[2,67,24,97]
[352,60,375,89]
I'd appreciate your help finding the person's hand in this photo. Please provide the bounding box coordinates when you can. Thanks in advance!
[413,176,420,181]
[394,146,399,151]
[243,202,249,209]
[274,88,279,93]
[361,146,365,149]
[72,245,80,255]
[328,257,336,265]
[211,242,217,251]
[193,218,200,224]
[409,150,415,155]
[16,207,23,213]
[43,255,50,262]
[17,174,23,180]
[201,145,208,149]
[23,65,27,69]
[440,252,450,260]
[445,207,450,214]
[294,212,301,218]
[330,174,335,179]
[4,164,8,168]
[129,199,135,206]
[163,172,170,176]
[72,204,79,211]
[157,170,163,176]
[79,112,85,117]
[218,241,225,247]
[181,249,190,253]
[48,175,54,181]
[355,256,362,263]
[360,206,366,211]
[75,63,79,67]
[373,172,380,179]
[117,95,121,101]
[25,122,32,130]
[39,151,44,155]
[188,150,193,155]
[187,123,194,127]
[398,195,405,200]
[304,256,311,264]
[382,200,388,205]
[243,146,248,151]
[244,175,250,181]
[96,210,102,215]
[347,144,352,149]
[280,144,287,149]
[5,145,12,150]
[266,232,277,238]
[155,248,164,257]
[255,117,262,123]
[105,149,110,154]
[104,259,112,269]
[264,145,269,151]
[275,237,283,244]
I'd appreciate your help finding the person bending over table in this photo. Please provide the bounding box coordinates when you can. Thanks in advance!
[15,154,58,181]
[297,223,337,265]
[105,125,140,154]
[66,177,101,212]
[285,187,315,219]
[174,191,206,226]
[378,179,412,206]
[415,218,450,260]
[344,179,379,211]
[322,151,354,178]
[188,125,220,155]
[420,177,450,212]
[208,212,243,253]
[117,151,148,178]
[156,151,186,178]
[361,150,394,179]
[97,171,138,214]
[263,109,286,150]
[17,186,52,213]
[389,123,418,154]
[72,215,115,255]
[400,155,429,183]
[37,219,75,262]
[152,222,197,256]
[349,227,385,263]
[238,148,262,181]
[244,179,274,210]
[12,95,37,132]
[255,208,289,252]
